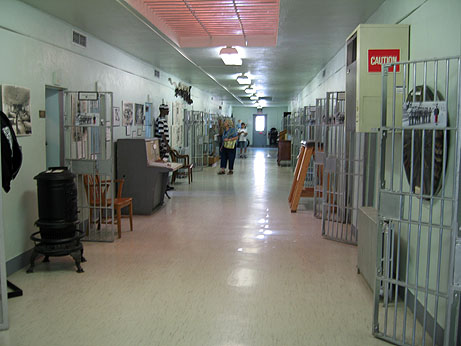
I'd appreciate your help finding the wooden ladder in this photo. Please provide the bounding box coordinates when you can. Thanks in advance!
[289,141,315,213]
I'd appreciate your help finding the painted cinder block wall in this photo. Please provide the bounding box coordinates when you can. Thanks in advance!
[0,0,231,266]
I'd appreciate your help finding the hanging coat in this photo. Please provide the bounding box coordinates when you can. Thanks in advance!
[1,110,22,192]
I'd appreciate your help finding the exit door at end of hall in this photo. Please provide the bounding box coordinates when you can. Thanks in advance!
[252,114,267,147]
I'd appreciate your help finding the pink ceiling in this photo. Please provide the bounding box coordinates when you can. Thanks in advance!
[126,0,280,47]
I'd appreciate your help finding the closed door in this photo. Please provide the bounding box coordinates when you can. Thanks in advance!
[252,114,267,147]
[45,87,64,168]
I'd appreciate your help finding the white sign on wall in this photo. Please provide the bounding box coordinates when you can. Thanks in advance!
[402,101,447,129]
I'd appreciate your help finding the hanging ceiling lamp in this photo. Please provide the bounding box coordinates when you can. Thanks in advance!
[236,74,251,85]
[220,46,242,66]
[245,86,256,94]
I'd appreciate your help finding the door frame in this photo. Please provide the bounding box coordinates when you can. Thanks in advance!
[252,113,267,147]
[45,85,66,167]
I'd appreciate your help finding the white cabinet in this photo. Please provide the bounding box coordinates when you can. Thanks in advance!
[346,24,410,132]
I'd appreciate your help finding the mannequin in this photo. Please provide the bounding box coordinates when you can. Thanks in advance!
[154,104,170,159]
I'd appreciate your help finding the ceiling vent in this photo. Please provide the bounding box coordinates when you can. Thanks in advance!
[72,30,87,48]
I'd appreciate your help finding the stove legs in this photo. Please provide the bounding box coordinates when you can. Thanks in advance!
[26,249,40,273]
[26,246,85,273]
[70,250,84,273]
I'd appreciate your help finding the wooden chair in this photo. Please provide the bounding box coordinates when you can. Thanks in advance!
[169,149,193,184]
[83,175,133,239]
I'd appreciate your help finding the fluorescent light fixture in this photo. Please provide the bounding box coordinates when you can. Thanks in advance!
[250,95,259,101]
[245,86,256,94]
[220,46,242,66]
[236,74,251,85]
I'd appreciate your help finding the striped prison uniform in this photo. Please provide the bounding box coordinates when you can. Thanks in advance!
[155,117,169,159]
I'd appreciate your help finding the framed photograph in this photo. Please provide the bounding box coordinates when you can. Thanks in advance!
[132,130,137,138]
[137,127,142,136]
[122,101,134,126]
[126,125,131,136]
[135,103,144,126]
[112,106,120,127]
[1,85,32,136]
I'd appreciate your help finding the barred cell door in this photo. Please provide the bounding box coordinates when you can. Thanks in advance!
[313,98,326,218]
[64,91,115,242]
[190,111,204,171]
[373,56,461,346]
[321,92,364,245]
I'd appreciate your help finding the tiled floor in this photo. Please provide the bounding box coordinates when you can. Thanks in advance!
[1,148,387,346]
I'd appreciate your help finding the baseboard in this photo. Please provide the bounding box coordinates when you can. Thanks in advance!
[6,248,34,275]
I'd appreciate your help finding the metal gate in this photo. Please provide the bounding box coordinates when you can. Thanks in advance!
[64,91,115,242]
[313,98,326,218]
[185,110,204,171]
[373,56,461,346]
[321,92,364,244]
[291,109,303,168]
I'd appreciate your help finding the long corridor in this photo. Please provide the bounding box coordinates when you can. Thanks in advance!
[2,149,386,346]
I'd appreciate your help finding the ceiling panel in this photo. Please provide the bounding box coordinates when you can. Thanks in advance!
[136,0,280,47]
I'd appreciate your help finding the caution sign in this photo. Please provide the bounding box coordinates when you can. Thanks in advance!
[368,49,401,73]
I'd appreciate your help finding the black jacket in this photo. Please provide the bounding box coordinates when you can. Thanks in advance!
[1,110,22,192]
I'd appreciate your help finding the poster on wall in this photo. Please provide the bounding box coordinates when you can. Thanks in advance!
[122,102,134,126]
[402,101,448,129]
[113,106,121,127]
[135,103,144,126]
[1,85,32,136]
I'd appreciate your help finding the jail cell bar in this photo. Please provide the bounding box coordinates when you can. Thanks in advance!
[64,91,115,242]
[373,56,461,346]
[313,98,327,218]
[290,106,316,192]
[320,92,364,245]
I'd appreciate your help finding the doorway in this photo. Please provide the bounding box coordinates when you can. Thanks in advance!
[45,87,64,168]
[252,114,267,147]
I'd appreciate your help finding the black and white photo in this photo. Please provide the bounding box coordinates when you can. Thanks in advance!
[113,106,121,127]
[1,85,32,136]
[122,102,134,126]
[135,103,144,126]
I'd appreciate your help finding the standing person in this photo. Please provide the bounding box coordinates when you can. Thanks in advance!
[236,119,242,129]
[238,122,248,158]
[218,119,238,175]
[155,103,170,159]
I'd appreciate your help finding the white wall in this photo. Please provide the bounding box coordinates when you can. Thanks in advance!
[231,106,288,145]
[0,0,231,262]
[291,0,461,110]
